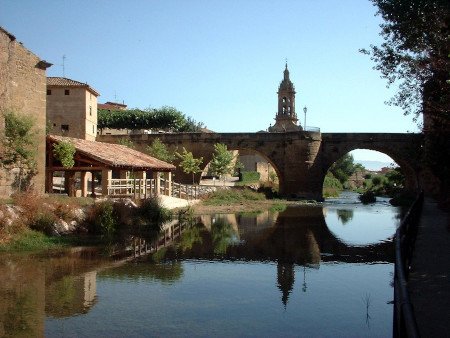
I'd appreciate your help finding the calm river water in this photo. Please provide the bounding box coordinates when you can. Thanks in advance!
[0,192,401,337]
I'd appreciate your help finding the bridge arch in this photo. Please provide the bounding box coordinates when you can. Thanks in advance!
[97,132,422,200]
[320,134,422,197]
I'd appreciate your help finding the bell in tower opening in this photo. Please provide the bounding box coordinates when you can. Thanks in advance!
[268,63,303,132]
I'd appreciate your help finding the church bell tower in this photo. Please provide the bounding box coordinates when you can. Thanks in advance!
[269,63,302,132]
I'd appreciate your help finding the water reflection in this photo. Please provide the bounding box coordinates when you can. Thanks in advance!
[336,208,354,224]
[0,249,107,337]
[0,200,399,336]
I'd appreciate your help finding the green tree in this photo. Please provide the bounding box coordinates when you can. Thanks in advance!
[145,138,176,163]
[361,0,449,123]
[97,106,204,132]
[329,153,358,185]
[175,147,203,184]
[209,143,235,185]
[117,137,135,149]
[1,111,37,191]
[53,141,75,168]
[362,0,450,196]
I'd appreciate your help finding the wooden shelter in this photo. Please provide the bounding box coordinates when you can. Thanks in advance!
[46,135,175,197]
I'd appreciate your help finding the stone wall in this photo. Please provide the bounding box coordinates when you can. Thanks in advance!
[0,27,49,196]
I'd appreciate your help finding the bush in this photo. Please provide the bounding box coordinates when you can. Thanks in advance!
[359,191,376,204]
[135,197,172,233]
[323,172,343,198]
[239,171,260,183]
[29,212,56,235]
[86,201,118,241]
[257,184,279,199]
[204,188,265,205]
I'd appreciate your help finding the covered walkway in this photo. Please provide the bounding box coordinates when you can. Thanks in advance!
[46,135,175,198]
[408,198,450,336]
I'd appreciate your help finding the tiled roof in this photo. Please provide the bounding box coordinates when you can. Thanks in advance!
[48,135,175,171]
[47,77,100,96]
[98,102,127,110]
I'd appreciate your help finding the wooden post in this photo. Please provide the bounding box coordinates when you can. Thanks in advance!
[101,169,112,196]
[90,171,96,197]
[153,172,160,195]
[80,171,88,197]
[166,172,172,196]
[46,170,54,193]
[66,171,76,197]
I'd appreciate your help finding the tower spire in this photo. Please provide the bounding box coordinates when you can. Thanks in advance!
[268,63,302,132]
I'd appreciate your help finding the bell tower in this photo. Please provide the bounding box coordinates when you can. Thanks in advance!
[269,63,302,132]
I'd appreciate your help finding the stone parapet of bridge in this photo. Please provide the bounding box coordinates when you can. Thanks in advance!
[98,131,423,200]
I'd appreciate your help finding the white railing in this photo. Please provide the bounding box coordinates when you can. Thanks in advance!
[108,177,214,200]
[108,178,156,199]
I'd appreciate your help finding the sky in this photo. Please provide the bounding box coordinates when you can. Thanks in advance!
[0,0,420,163]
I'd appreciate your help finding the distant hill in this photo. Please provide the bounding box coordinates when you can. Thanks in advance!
[354,160,396,171]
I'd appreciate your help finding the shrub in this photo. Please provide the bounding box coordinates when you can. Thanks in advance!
[204,188,265,205]
[29,212,56,235]
[86,202,118,241]
[239,171,260,183]
[359,191,376,204]
[135,197,172,235]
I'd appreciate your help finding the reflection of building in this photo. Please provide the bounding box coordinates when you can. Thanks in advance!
[46,271,97,318]
[277,262,295,307]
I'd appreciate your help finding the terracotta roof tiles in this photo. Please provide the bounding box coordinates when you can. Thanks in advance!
[48,135,175,171]
[47,77,100,96]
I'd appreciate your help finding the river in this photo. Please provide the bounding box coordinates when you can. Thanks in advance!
[0,192,401,337]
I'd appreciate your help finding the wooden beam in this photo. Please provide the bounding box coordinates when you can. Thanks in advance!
[46,166,104,172]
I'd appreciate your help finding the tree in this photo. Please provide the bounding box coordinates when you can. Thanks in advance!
[145,138,176,163]
[53,141,75,168]
[175,147,203,184]
[209,143,235,185]
[1,111,37,191]
[361,0,449,124]
[117,137,135,149]
[362,0,450,196]
[97,106,204,132]
[329,153,358,185]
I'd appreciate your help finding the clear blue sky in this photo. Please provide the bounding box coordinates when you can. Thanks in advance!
[1,0,419,162]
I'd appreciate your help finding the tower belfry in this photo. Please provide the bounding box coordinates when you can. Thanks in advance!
[269,63,302,132]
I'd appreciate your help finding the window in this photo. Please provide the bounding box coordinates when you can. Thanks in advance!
[47,89,52,95]
[61,124,69,132]
[65,89,70,95]
[53,123,57,127]
[89,106,92,116]
[92,125,95,134]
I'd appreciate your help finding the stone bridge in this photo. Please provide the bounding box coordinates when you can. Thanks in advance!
[98,131,423,200]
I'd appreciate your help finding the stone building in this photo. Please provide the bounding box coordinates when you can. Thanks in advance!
[46,77,99,141]
[0,27,51,196]
[268,64,302,132]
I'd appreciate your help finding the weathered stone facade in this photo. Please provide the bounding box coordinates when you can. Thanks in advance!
[47,77,99,141]
[0,27,50,196]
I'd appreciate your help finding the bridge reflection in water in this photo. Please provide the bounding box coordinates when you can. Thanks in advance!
[0,204,397,336]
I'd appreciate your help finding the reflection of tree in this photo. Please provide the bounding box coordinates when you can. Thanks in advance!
[276,262,295,308]
[2,289,35,337]
[99,262,184,285]
[46,276,76,317]
[336,209,354,225]
[177,225,203,251]
[211,218,237,255]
